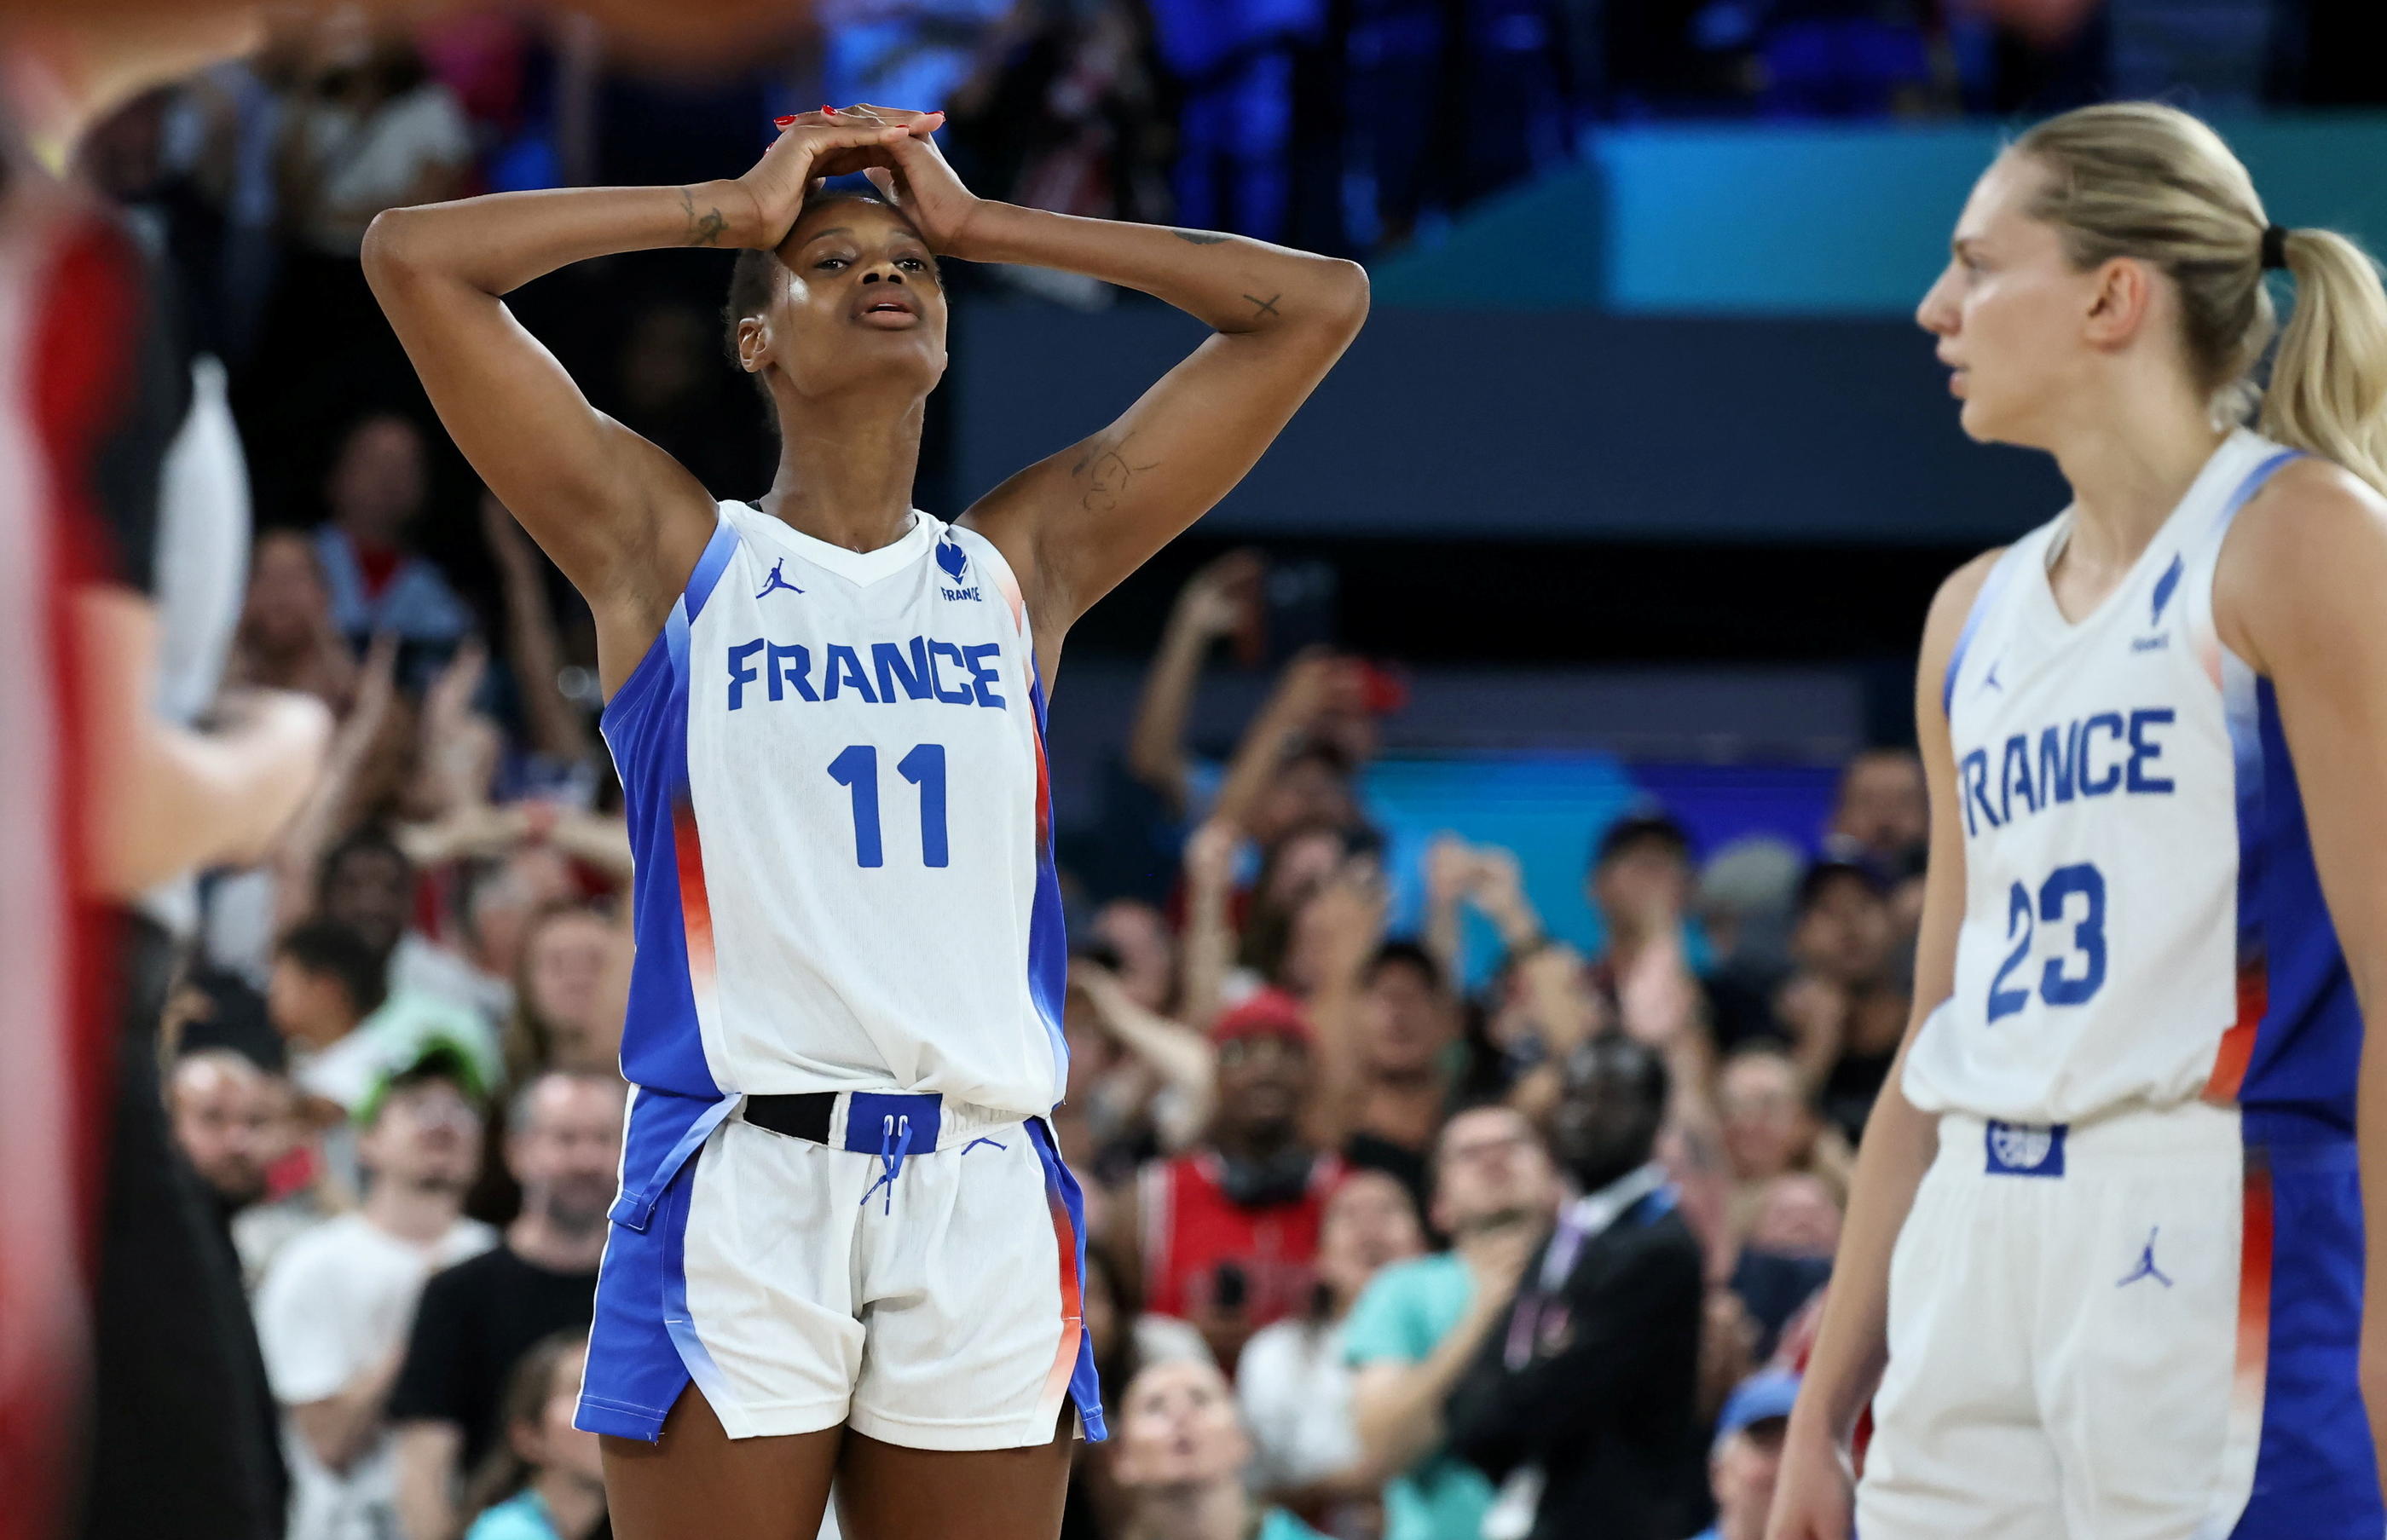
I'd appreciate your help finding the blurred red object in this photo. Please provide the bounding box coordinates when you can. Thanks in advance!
[1354,657,1408,718]
[1977,0,2102,48]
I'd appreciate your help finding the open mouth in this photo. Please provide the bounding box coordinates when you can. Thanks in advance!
[857,292,918,326]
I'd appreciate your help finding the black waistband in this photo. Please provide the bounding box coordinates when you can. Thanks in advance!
[743,1092,837,1144]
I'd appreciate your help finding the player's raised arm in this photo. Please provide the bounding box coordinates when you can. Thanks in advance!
[361,118,916,672]
[832,107,1367,659]
[1767,550,1996,1540]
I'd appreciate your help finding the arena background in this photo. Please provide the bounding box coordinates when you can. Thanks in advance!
[10,1,2387,1538]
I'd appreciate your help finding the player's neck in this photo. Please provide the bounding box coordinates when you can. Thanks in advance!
[760,389,927,554]
[2047,384,2229,578]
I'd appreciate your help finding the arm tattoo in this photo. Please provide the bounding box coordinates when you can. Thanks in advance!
[679,187,727,248]
[1170,228,1230,245]
[1069,431,1161,516]
[1244,292,1281,319]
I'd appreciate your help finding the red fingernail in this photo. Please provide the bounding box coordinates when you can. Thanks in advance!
[774,115,796,128]
[823,105,837,115]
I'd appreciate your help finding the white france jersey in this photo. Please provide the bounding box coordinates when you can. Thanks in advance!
[1904,430,2360,1129]
[602,501,1067,1116]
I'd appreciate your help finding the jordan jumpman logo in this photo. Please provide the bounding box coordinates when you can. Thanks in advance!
[2116,1226,2175,1289]
[755,558,804,599]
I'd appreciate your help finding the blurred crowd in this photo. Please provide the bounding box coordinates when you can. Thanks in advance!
[30,4,1969,1540]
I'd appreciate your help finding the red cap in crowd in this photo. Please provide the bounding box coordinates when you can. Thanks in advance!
[1210,988,1315,1050]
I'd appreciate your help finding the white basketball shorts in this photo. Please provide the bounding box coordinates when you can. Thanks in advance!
[576,1087,1106,1451]
[1858,1100,2373,1539]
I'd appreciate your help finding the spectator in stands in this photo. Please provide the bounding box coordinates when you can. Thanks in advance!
[273,909,500,1137]
[1067,1243,1216,1540]
[1092,896,1182,1015]
[1583,812,1696,1004]
[392,1071,624,1540]
[254,1045,496,1540]
[229,528,360,708]
[1347,1104,1561,1540]
[1685,1370,1799,1540]
[1318,940,1462,1211]
[500,903,625,1083]
[1771,861,1907,1140]
[1714,1047,1849,1243]
[1727,1174,1839,1361]
[319,824,512,1026]
[1136,989,1345,1370]
[1063,958,1218,1191]
[1692,837,1806,1052]
[270,916,392,1088]
[169,1047,284,1216]
[1112,1358,1329,1540]
[1239,1168,1425,1517]
[454,1331,604,1540]
[230,1066,332,1289]
[1444,1035,1706,1540]
[1823,747,1928,880]
[277,14,473,258]
[311,413,472,652]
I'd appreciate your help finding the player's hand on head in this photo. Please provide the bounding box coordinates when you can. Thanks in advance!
[736,114,916,249]
[841,107,981,255]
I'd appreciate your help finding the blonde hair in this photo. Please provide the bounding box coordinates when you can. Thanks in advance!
[2012,101,2387,494]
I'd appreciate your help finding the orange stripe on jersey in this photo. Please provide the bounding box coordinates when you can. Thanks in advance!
[2203,965,2267,1103]
[1036,1183,1087,1416]
[2227,1158,2274,1460]
[673,798,718,1004]
[1031,713,1052,850]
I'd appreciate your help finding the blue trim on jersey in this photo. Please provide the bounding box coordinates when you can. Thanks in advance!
[2230,677,2362,1128]
[2202,447,2356,1127]
[1028,1116,1107,1441]
[2222,653,2268,979]
[2211,451,2305,536]
[581,1088,723,1439]
[1026,672,1070,1105]
[601,517,745,1100]
[1941,551,2016,717]
[2231,1137,2379,1537]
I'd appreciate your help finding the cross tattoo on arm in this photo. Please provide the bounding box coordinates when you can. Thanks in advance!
[1243,292,1281,319]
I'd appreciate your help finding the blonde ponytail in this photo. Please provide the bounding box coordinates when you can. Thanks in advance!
[2263,227,2387,495]
[2013,101,2387,495]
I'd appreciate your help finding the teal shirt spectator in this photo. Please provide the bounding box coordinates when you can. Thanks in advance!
[464,1491,559,1540]
[1259,1508,1331,1540]
[1341,1251,1497,1540]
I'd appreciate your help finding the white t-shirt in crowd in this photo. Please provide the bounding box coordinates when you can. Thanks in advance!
[292,83,472,253]
[1237,1315,1361,1493]
[254,1209,496,1540]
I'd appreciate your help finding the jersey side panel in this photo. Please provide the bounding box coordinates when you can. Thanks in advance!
[604,517,743,1098]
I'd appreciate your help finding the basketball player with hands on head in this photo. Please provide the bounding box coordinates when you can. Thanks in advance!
[363,104,1367,1540]
[1769,103,2387,1540]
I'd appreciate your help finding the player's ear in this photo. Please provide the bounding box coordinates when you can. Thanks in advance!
[737,314,769,374]
[2082,257,2154,354]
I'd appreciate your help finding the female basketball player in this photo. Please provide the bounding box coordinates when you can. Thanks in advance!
[1768,103,2387,1540]
[363,107,1367,1540]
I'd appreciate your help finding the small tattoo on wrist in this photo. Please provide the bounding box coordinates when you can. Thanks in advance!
[1171,228,1229,245]
[679,187,727,248]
